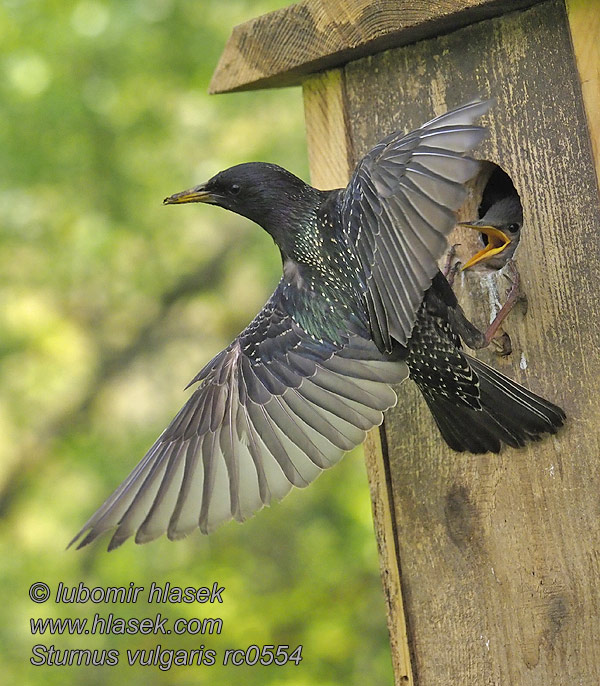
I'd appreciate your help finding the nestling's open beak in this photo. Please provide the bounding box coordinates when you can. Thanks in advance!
[163,185,215,205]
[459,222,512,270]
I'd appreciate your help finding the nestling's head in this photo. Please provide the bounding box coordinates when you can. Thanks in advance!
[460,195,523,270]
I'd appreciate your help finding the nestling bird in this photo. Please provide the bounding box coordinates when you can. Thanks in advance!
[457,193,524,351]
[460,194,522,271]
[72,101,565,550]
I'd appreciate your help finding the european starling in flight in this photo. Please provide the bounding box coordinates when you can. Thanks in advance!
[72,101,565,550]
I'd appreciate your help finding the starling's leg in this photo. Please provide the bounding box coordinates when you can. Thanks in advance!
[448,260,522,355]
[482,260,522,348]
[442,244,461,287]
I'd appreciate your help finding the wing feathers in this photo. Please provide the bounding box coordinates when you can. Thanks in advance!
[167,437,203,539]
[137,444,186,543]
[263,396,332,469]
[419,126,487,153]
[422,99,493,128]
[200,434,232,534]
[107,445,172,550]
[411,149,480,183]
[342,100,491,349]
[71,329,401,549]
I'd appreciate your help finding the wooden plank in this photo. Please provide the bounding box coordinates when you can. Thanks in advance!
[341,0,600,683]
[302,70,415,686]
[302,69,352,189]
[363,427,415,686]
[566,0,600,195]
[210,0,543,94]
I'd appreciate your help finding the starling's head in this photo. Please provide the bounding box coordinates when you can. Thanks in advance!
[164,162,319,252]
[460,195,523,270]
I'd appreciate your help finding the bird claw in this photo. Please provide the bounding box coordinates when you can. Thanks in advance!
[492,331,512,357]
[452,259,523,355]
[442,243,461,286]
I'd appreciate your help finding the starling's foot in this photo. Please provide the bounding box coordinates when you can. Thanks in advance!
[448,260,522,353]
[481,260,521,346]
[492,331,512,357]
[442,243,461,287]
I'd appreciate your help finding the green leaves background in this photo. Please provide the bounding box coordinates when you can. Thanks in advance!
[0,1,392,683]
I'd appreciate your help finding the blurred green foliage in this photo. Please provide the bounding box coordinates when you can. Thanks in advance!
[0,1,393,684]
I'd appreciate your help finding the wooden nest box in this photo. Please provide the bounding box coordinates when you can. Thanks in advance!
[211,1,600,684]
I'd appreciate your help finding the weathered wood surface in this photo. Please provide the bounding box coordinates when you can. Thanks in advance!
[339,0,600,683]
[567,0,600,195]
[302,70,352,189]
[303,69,415,685]
[210,0,544,94]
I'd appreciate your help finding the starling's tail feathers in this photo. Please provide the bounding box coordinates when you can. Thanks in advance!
[420,354,565,454]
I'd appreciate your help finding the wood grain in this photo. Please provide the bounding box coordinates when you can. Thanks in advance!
[303,71,415,686]
[342,0,600,683]
[363,427,415,685]
[302,69,352,189]
[566,0,600,196]
[209,0,544,94]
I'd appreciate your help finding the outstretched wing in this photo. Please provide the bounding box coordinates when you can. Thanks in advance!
[71,284,407,550]
[341,100,491,351]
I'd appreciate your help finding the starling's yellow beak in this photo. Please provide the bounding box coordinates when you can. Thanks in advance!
[163,186,214,205]
[459,222,511,270]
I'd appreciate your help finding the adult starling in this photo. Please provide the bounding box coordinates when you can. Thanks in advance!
[72,101,564,550]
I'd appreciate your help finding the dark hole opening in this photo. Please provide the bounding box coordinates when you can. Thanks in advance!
[478,166,520,217]
[476,166,523,252]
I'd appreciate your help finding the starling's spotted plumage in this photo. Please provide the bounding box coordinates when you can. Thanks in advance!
[72,101,565,550]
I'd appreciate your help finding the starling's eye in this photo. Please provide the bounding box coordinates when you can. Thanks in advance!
[507,223,519,232]
[230,184,241,195]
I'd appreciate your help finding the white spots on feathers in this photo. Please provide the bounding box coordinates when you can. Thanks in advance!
[407,306,480,408]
